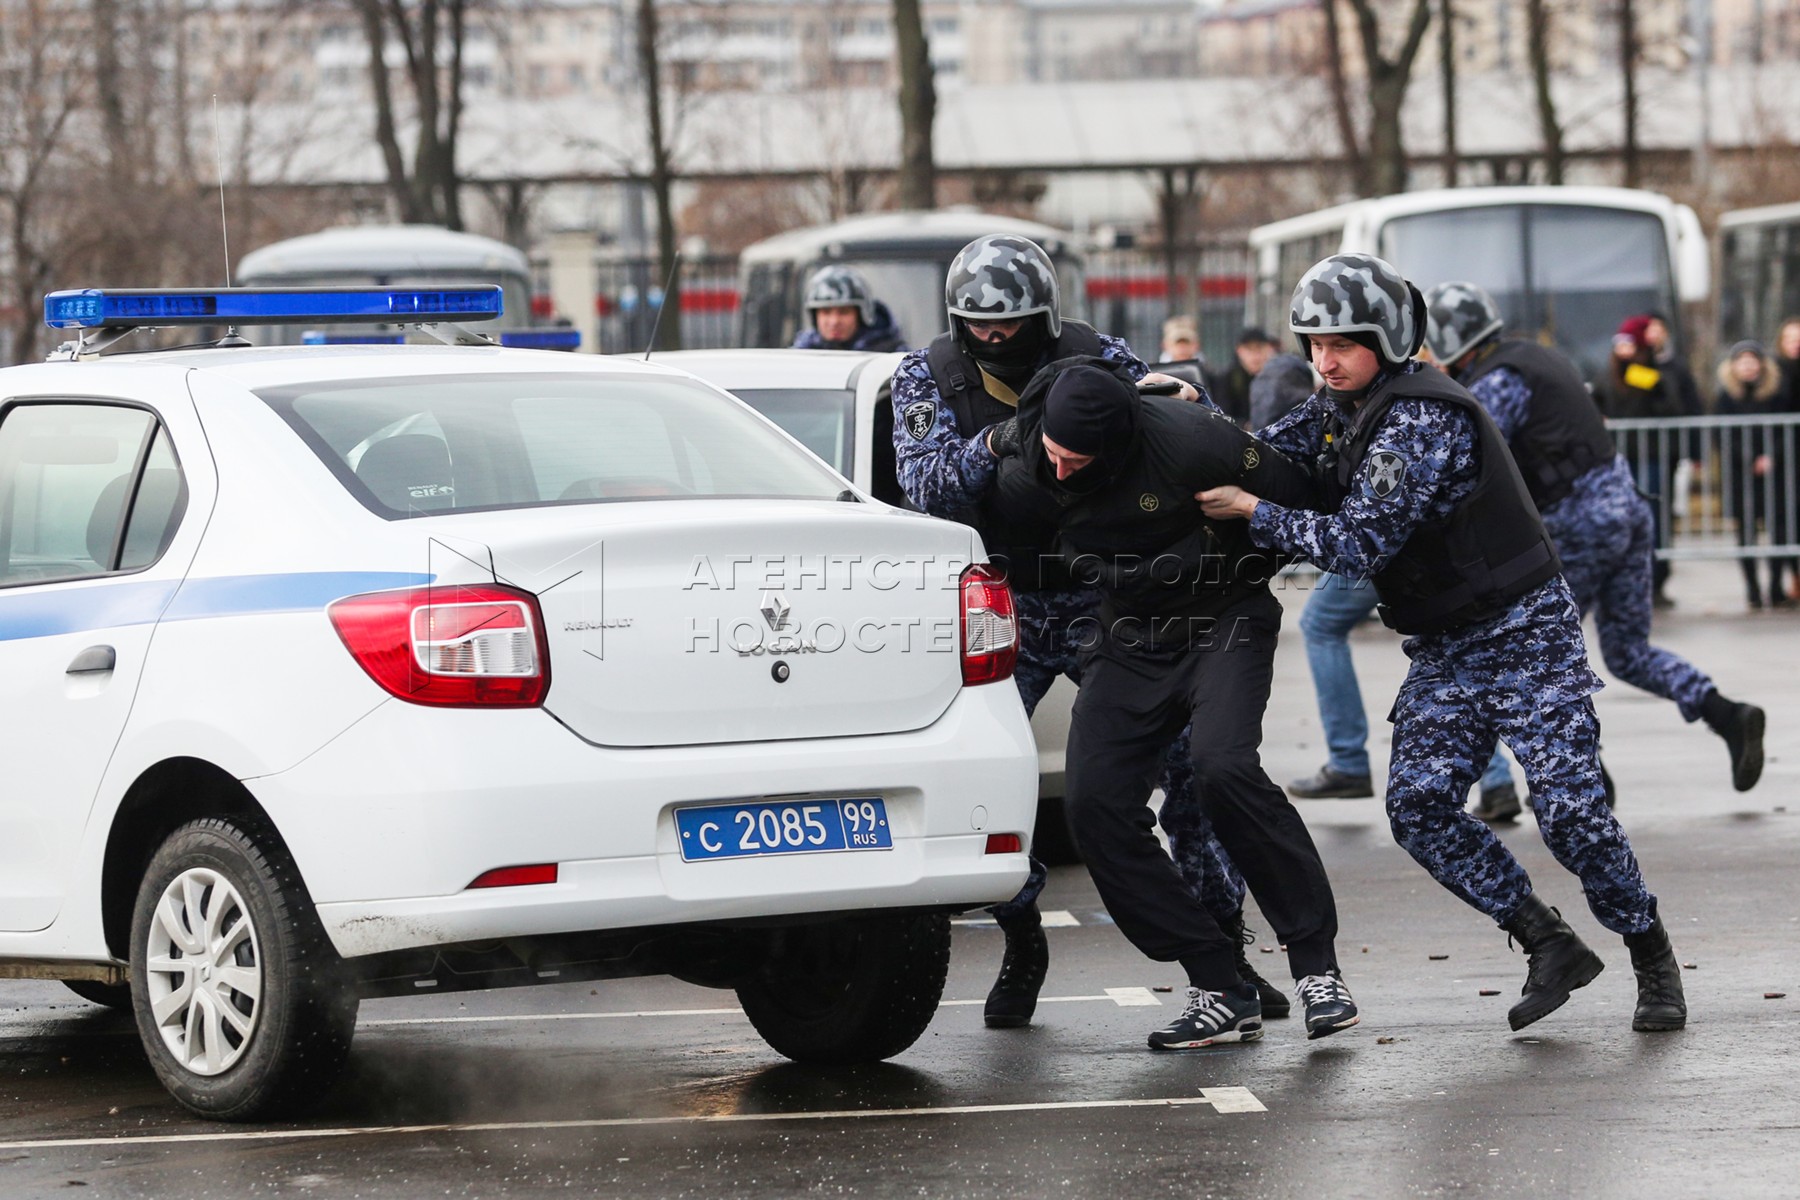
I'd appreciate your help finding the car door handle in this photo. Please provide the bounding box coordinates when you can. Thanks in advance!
[66,645,117,674]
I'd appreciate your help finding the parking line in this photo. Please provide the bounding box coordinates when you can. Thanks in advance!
[952,908,1080,928]
[0,1089,1266,1153]
[361,989,1162,1027]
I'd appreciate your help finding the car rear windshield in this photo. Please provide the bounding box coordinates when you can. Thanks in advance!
[259,372,848,518]
[730,388,854,475]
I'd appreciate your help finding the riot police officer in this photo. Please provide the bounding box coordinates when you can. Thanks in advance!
[792,265,908,351]
[1199,254,1686,1035]
[1424,281,1766,814]
[892,235,1288,1030]
[985,356,1361,1049]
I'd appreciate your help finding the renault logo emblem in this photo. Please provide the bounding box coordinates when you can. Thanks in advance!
[760,591,791,631]
[1139,493,1160,512]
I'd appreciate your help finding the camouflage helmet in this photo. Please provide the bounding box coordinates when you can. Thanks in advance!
[945,235,1061,339]
[1288,253,1426,366]
[1423,280,1504,367]
[803,264,877,325]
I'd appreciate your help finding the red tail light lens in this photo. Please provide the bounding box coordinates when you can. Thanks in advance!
[328,583,550,707]
[960,563,1018,685]
[984,834,1023,855]
[468,864,559,889]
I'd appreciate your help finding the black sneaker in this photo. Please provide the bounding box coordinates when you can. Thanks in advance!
[1287,765,1374,800]
[1294,971,1360,1040]
[1471,781,1523,824]
[1147,984,1263,1050]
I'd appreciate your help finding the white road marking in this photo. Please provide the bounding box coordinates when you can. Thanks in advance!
[0,1090,1266,1153]
[362,988,1161,1027]
[951,909,1079,928]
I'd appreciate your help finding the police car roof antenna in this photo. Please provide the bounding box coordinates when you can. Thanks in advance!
[641,251,681,360]
[210,96,250,349]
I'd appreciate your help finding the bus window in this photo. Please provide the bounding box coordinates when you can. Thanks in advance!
[1526,206,1672,378]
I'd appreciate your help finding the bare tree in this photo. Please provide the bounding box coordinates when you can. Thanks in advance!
[1438,0,1457,185]
[1342,0,1434,197]
[893,0,936,209]
[1526,0,1566,183]
[357,0,470,228]
[636,0,681,349]
[1320,0,1369,193]
[1619,0,1641,186]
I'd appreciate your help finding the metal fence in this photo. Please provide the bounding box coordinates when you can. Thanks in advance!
[1610,414,1800,559]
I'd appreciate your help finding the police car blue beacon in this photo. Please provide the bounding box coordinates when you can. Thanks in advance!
[0,285,1035,1120]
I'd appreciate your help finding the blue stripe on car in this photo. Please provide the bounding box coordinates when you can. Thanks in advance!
[0,572,435,643]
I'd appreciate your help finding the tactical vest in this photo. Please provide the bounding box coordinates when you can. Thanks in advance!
[1331,366,1561,636]
[1459,338,1615,509]
[925,321,1105,593]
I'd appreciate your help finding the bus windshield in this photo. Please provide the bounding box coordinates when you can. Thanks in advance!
[1380,204,1675,380]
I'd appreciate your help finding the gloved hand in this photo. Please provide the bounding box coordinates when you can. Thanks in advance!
[985,416,1024,458]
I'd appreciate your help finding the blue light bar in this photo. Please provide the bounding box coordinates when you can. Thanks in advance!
[44,286,504,330]
[500,328,582,351]
[301,331,407,345]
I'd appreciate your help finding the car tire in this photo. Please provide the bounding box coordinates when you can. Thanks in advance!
[61,979,132,1009]
[1031,793,1083,867]
[129,816,358,1121]
[736,913,950,1064]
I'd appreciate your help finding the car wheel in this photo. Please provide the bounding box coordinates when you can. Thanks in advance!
[129,816,358,1120]
[736,913,950,1064]
[1032,793,1083,867]
[61,979,132,1009]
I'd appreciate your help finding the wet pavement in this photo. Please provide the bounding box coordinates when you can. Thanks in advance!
[2,563,1796,1198]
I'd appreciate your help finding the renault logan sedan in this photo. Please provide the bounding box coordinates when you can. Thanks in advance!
[0,287,1035,1120]
[651,348,1082,862]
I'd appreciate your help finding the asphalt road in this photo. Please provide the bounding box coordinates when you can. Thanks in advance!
[3,562,1796,1198]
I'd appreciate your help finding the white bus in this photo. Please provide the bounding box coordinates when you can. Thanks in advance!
[1247,186,1710,380]
[236,225,535,345]
[1718,200,1800,348]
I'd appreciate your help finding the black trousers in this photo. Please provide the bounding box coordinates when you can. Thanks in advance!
[1064,590,1340,986]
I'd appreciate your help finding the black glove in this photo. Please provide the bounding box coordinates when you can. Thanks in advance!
[985,416,1024,459]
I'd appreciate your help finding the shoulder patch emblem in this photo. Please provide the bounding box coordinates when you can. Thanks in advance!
[1242,447,1260,471]
[902,401,936,441]
[1366,450,1408,499]
[1139,492,1160,512]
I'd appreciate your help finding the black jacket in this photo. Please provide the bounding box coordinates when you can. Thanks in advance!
[992,356,1321,632]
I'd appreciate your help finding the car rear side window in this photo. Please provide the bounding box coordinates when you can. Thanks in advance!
[0,402,187,586]
[260,373,847,518]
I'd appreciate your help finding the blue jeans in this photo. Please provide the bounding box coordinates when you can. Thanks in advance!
[1298,572,1512,793]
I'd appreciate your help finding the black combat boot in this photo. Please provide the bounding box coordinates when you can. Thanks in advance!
[984,912,1049,1029]
[1499,894,1605,1031]
[1623,918,1687,1032]
[1700,689,1766,792]
[1221,911,1290,1019]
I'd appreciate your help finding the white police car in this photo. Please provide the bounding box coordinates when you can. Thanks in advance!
[0,286,1035,1120]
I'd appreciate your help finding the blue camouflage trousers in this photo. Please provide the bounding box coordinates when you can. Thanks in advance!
[1386,639,1658,936]
[990,588,1248,925]
[1547,467,1715,721]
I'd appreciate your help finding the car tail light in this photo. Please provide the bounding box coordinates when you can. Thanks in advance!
[959,563,1018,685]
[328,583,550,707]
[984,834,1022,855]
[467,863,559,888]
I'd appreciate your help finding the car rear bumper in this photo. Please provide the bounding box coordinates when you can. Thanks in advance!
[250,685,1036,958]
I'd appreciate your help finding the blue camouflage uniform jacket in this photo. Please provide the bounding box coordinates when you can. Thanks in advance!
[1250,362,1602,709]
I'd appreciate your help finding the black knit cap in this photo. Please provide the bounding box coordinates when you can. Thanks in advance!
[1042,363,1137,460]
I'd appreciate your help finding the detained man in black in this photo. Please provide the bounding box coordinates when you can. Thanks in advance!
[991,357,1360,1048]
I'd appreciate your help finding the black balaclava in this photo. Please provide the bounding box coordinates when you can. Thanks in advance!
[967,315,1050,388]
[1042,364,1137,492]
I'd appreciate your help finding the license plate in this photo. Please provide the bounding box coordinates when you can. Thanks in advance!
[675,797,892,862]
